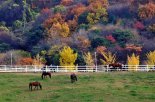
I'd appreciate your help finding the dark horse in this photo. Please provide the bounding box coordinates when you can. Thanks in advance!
[41,72,51,79]
[109,63,123,71]
[29,81,42,91]
[70,73,77,83]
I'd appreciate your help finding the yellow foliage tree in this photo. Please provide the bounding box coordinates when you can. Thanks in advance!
[32,54,45,67]
[60,22,70,37]
[127,53,139,71]
[59,46,77,70]
[83,52,94,71]
[146,50,155,66]
[83,52,94,65]
[100,51,116,65]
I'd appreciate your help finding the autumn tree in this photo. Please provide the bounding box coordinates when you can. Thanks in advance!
[96,46,107,54]
[18,57,33,65]
[83,52,94,71]
[105,35,116,43]
[33,53,46,66]
[60,0,73,6]
[127,53,140,71]
[125,44,142,54]
[76,36,91,51]
[70,4,87,17]
[148,24,155,33]
[100,51,116,65]
[53,5,66,14]
[59,46,77,70]
[43,13,70,38]
[88,0,109,8]
[87,0,108,24]
[83,52,94,66]
[67,19,78,32]
[138,3,155,19]
[145,50,155,66]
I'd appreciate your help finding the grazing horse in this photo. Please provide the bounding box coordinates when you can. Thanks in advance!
[70,73,77,83]
[109,63,123,71]
[41,72,51,79]
[29,81,42,91]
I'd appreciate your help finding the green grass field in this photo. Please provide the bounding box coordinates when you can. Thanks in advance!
[0,72,155,102]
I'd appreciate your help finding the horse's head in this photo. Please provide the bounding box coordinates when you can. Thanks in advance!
[39,84,42,90]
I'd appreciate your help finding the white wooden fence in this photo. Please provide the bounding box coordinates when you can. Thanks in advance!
[0,65,155,72]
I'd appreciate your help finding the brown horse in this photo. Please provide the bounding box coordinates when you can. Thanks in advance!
[70,73,78,83]
[109,63,123,71]
[29,81,42,91]
[41,72,51,79]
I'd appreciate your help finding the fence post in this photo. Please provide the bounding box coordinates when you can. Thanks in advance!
[26,65,27,72]
[136,65,138,72]
[5,65,7,71]
[95,65,97,72]
[65,66,67,72]
[46,65,47,72]
[107,65,109,72]
[76,66,78,72]
[57,66,58,72]
[16,66,17,72]
[146,65,149,72]
[35,65,36,72]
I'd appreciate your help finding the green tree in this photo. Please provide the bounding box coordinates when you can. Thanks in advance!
[91,38,111,48]
[112,29,134,47]
[53,5,66,14]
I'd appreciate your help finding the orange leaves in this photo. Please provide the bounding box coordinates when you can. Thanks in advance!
[60,0,73,6]
[70,4,87,17]
[77,36,91,51]
[41,8,51,14]
[88,0,109,11]
[43,13,70,38]
[18,57,33,65]
[67,19,78,32]
[138,3,155,19]
[96,46,107,54]
[125,44,142,52]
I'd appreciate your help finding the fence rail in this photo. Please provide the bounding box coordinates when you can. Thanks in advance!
[0,65,155,72]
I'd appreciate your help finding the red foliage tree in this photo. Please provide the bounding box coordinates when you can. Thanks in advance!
[105,35,116,43]
[133,21,145,30]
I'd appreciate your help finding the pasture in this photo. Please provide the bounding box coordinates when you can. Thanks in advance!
[0,72,155,102]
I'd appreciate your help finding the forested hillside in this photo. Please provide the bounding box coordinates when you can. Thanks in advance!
[0,0,155,66]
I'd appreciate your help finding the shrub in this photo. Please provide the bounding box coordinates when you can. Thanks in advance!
[112,29,134,47]
[91,38,111,48]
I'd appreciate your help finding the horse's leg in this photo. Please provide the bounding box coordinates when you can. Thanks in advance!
[41,74,43,79]
[49,74,51,78]
[31,86,32,91]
